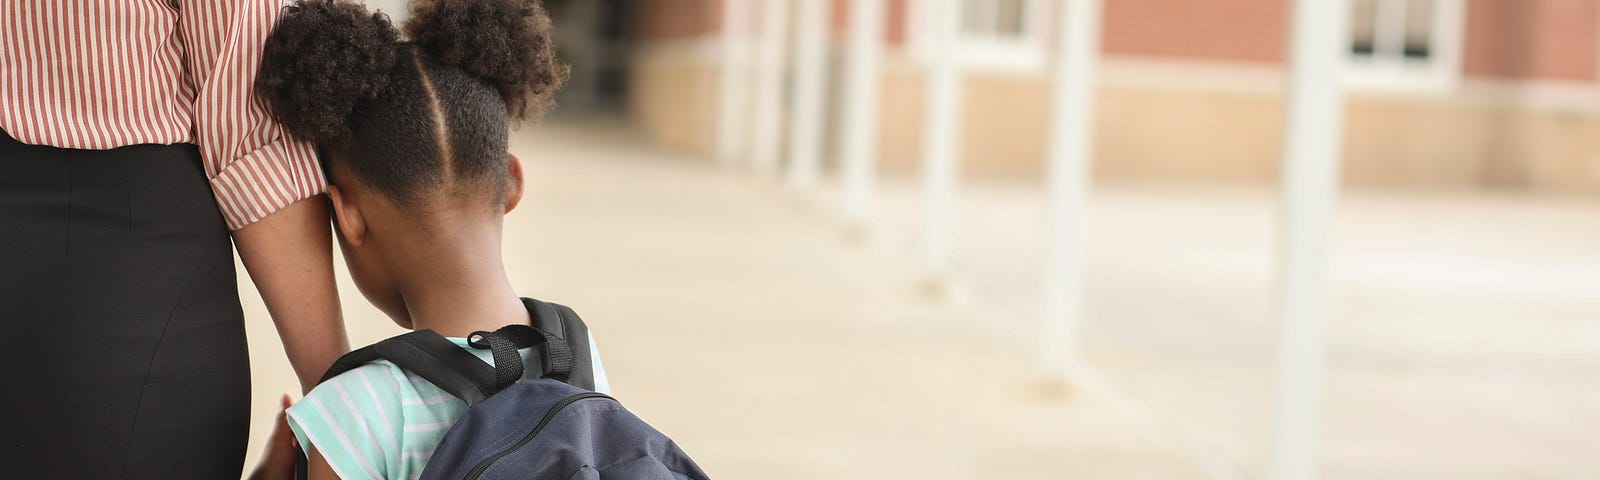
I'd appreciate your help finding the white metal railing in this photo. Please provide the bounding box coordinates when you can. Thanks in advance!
[917,0,966,285]
[785,0,830,191]
[716,0,753,167]
[838,0,888,230]
[713,1,1348,478]
[1269,1,1350,479]
[748,0,788,175]
[1040,0,1103,375]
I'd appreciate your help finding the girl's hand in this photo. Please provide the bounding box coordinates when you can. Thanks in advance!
[248,394,299,480]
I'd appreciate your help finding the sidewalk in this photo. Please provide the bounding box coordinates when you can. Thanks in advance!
[240,121,1600,479]
[870,177,1600,478]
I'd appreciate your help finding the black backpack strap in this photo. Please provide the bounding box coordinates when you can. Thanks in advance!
[321,330,499,405]
[467,323,571,389]
[523,297,595,391]
[316,300,593,399]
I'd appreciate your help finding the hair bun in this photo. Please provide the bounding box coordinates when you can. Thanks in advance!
[405,0,566,121]
[256,0,400,144]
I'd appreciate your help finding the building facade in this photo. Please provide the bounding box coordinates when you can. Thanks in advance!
[619,0,1600,191]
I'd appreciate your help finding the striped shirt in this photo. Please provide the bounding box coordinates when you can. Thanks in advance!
[287,335,612,480]
[0,0,325,229]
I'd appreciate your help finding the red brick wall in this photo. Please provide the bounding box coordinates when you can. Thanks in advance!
[1102,0,1289,63]
[631,0,1599,82]
[635,0,907,44]
[1463,0,1598,81]
[635,0,719,41]
[828,0,908,44]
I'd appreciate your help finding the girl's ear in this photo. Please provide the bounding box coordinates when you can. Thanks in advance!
[504,153,526,214]
[326,184,368,246]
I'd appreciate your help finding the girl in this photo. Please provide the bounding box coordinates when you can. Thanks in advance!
[245,0,612,478]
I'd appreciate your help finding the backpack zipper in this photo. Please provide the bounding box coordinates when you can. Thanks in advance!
[462,392,615,479]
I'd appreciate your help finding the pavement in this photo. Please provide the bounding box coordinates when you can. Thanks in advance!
[239,120,1600,479]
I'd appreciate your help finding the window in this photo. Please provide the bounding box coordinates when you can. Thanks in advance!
[1346,0,1465,90]
[962,0,1028,39]
[907,0,1048,71]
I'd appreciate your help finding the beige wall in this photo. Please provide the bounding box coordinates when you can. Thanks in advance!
[627,45,1600,192]
[627,43,721,154]
[874,68,1287,182]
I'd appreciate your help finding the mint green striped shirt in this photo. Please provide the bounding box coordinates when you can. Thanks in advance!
[286,335,611,480]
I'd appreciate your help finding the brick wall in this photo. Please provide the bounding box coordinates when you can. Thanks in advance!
[635,0,719,41]
[1464,0,1598,81]
[1097,0,1598,82]
[1102,0,1289,63]
[629,0,1600,82]
[829,0,910,44]
[635,0,908,44]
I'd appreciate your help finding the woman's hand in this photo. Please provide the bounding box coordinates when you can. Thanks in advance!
[249,395,299,480]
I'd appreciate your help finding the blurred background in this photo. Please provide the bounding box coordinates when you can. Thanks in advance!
[243,0,1600,478]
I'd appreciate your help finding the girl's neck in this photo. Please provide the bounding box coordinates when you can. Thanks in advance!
[393,229,529,338]
[402,278,529,338]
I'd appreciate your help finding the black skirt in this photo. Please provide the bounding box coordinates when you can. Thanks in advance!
[0,130,250,479]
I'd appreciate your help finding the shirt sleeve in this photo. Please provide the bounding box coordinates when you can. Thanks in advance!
[288,366,406,480]
[177,0,326,230]
[588,331,612,395]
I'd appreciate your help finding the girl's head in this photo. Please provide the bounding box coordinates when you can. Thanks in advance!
[258,0,562,210]
[256,0,562,325]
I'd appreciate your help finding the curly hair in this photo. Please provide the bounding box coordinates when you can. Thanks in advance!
[406,0,567,121]
[254,0,399,146]
[255,0,565,211]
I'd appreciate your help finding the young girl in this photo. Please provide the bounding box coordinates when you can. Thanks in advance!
[245,1,611,478]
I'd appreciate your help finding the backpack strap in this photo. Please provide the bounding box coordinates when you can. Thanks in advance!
[523,297,596,391]
[465,324,570,390]
[315,298,594,401]
[320,330,500,405]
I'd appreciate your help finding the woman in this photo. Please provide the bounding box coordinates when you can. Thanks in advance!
[0,1,348,478]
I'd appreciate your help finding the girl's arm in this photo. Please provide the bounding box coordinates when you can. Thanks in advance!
[306,449,342,480]
[249,396,345,480]
[234,197,350,391]
[247,449,338,480]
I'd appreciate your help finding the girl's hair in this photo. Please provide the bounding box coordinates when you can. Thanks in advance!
[255,0,564,212]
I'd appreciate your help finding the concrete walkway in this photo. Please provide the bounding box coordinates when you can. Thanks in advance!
[240,121,1600,479]
[871,177,1600,479]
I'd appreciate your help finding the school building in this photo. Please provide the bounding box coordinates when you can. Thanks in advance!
[548,0,1600,192]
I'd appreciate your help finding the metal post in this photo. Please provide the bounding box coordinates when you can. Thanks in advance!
[1269,1,1349,479]
[717,0,754,166]
[749,0,789,175]
[918,0,964,282]
[1041,0,1103,372]
[839,0,887,229]
[785,0,830,190]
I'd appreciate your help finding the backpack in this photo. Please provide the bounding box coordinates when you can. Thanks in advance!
[298,298,709,480]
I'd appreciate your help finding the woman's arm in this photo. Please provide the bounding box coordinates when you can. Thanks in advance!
[235,197,349,391]
[174,0,350,390]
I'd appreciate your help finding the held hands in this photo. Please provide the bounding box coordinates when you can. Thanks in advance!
[249,394,299,480]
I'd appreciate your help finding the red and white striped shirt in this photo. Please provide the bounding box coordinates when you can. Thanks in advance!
[0,0,325,230]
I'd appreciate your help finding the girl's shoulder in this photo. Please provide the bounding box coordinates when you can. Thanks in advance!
[287,361,467,480]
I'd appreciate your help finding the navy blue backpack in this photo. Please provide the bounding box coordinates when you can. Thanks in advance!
[300,298,708,479]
